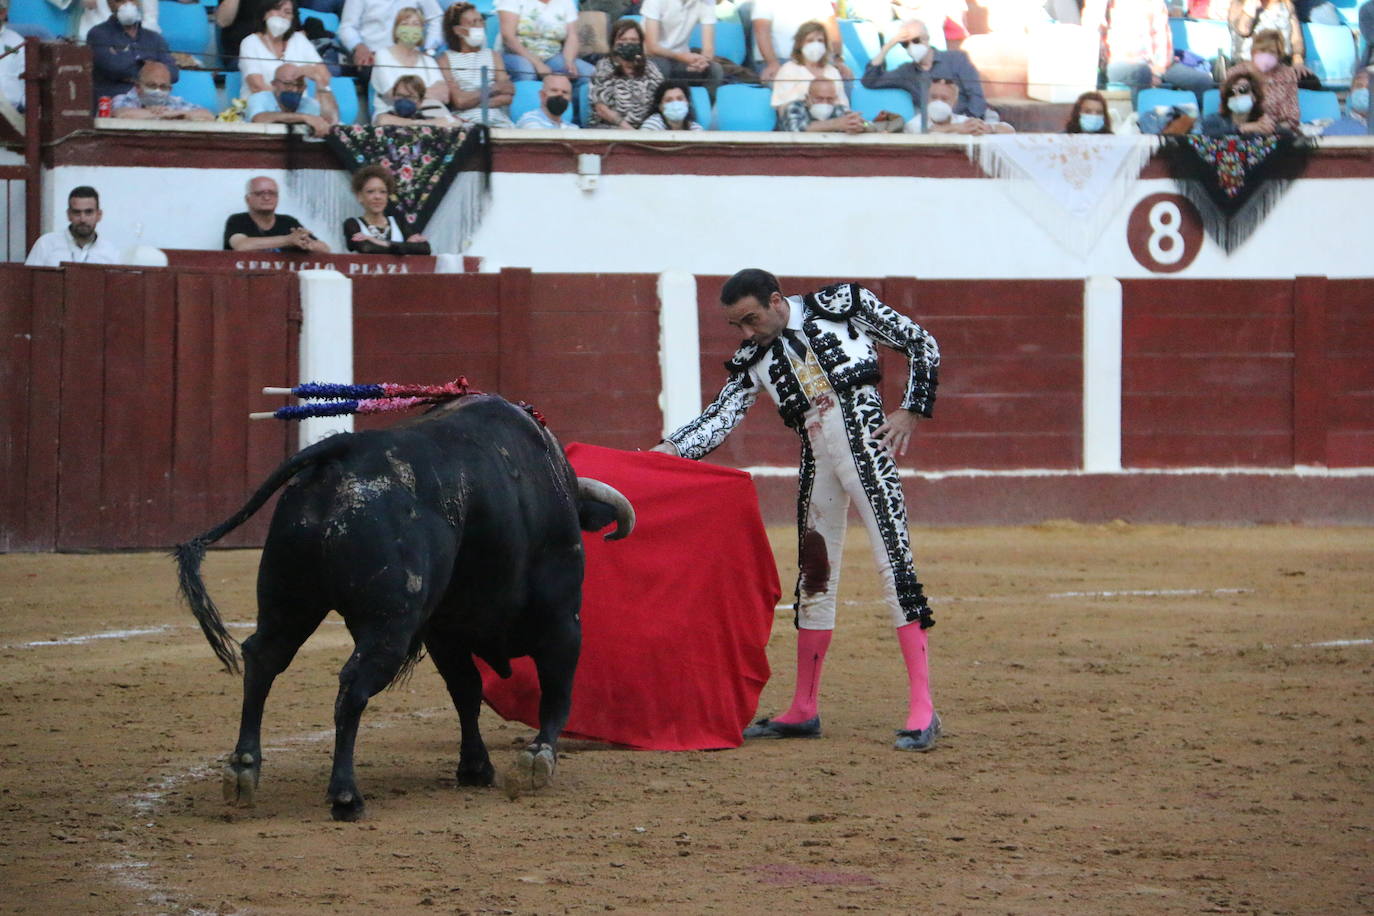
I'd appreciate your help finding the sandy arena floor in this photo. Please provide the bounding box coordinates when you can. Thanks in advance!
[0,524,1370,915]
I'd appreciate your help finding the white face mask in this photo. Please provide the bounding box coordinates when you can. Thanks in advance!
[266,14,290,37]
[662,99,689,123]
[906,40,927,62]
[808,102,834,121]
[801,40,826,64]
[116,2,141,26]
[1228,93,1254,115]
[465,26,486,48]
[926,99,953,123]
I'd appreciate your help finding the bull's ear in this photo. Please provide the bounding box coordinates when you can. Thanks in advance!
[577,499,618,534]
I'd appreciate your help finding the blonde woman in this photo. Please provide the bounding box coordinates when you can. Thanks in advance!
[770,19,850,112]
[369,6,448,122]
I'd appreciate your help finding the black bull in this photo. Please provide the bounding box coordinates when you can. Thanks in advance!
[174,395,634,821]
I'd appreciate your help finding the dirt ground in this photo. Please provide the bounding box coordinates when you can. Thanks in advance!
[0,524,1370,915]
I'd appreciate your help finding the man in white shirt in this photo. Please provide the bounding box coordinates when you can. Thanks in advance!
[338,0,443,67]
[25,186,123,268]
[751,0,841,82]
[641,0,722,94]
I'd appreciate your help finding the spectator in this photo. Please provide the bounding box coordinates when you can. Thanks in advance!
[247,61,339,134]
[343,163,431,254]
[88,0,179,108]
[238,0,330,97]
[1319,66,1370,133]
[25,186,122,267]
[861,19,989,119]
[79,0,160,43]
[752,0,841,84]
[1228,0,1304,66]
[1225,27,1300,130]
[1,0,26,112]
[112,60,215,120]
[905,75,1013,133]
[1064,89,1114,133]
[496,0,594,84]
[373,72,458,123]
[369,7,448,120]
[438,2,515,127]
[779,77,871,133]
[515,71,580,127]
[1199,69,1268,133]
[589,19,664,129]
[639,78,704,130]
[1082,0,1214,106]
[215,0,267,67]
[225,176,330,252]
[339,0,442,68]
[770,19,851,114]
[641,0,722,95]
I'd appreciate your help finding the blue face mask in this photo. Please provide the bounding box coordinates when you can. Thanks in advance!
[1078,112,1105,133]
[392,97,419,118]
[662,99,689,123]
[1349,88,1370,115]
[277,90,303,113]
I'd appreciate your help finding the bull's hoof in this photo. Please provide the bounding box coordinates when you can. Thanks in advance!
[221,752,259,808]
[456,758,496,787]
[329,790,366,822]
[506,742,556,798]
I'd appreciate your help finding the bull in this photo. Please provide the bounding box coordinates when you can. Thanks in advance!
[174,394,634,821]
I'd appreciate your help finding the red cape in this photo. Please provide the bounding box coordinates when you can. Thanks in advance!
[478,444,780,751]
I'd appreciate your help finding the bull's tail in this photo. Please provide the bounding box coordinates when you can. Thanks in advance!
[173,434,354,673]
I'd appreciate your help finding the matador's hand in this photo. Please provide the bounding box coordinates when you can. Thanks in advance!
[874,410,920,456]
[649,441,680,456]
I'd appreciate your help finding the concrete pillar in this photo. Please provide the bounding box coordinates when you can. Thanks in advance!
[657,269,702,439]
[297,269,354,449]
[1083,275,1123,472]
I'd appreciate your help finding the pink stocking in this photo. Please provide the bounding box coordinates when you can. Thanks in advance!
[897,622,933,731]
[772,628,833,724]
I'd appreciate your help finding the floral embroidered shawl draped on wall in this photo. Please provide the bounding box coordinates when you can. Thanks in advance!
[1160,135,1313,254]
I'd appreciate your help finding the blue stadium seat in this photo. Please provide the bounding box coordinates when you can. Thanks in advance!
[1169,17,1231,63]
[298,8,340,35]
[576,78,589,126]
[689,84,711,128]
[9,0,71,39]
[225,70,242,100]
[158,1,212,56]
[1137,87,1198,112]
[173,69,219,111]
[839,18,880,70]
[1201,87,1220,116]
[847,83,914,122]
[1297,87,1341,121]
[1302,22,1357,88]
[510,79,571,123]
[714,83,773,131]
[330,74,359,125]
[689,19,745,65]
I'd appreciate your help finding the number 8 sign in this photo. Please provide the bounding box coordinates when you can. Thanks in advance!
[1127,193,1203,273]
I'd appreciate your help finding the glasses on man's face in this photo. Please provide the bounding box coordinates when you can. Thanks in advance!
[1233,84,1251,95]
[141,82,172,91]
[273,79,307,90]
[250,190,278,197]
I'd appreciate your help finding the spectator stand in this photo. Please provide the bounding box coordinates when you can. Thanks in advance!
[713,83,772,131]
[158,0,215,59]
[8,0,70,40]
[1303,21,1359,89]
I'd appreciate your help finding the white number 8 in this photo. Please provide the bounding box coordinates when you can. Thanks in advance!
[1147,200,1185,266]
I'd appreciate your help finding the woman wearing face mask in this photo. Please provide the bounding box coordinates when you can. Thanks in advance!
[344,164,432,254]
[639,79,704,130]
[238,0,330,99]
[438,2,514,127]
[372,73,458,124]
[1224,28,1300,132]
[1229,0,1304,69]
[370,7,449,122]
[1200,71,1269,134]
[770,20,849,113]
[589,19,665,129]
[1064,91,1113,134]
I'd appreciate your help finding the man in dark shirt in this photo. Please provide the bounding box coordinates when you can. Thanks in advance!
[860,18,989,119]
[88,0,180,109]
[224,176,331,252]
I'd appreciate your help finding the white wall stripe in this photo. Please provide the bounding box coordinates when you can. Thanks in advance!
[1082,275,1123,473]
[657,269,702,439]
[297,269,355,450]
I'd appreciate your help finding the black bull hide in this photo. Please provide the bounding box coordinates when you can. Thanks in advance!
[174,395,634,820]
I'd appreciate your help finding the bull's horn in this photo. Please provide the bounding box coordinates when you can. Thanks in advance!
[576,478,635,540]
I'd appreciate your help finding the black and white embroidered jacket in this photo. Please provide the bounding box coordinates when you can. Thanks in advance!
[667,283,940,460]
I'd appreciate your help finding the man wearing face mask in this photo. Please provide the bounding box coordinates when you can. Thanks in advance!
[780,78,868,133]
[88,0,179,112]
[26,186,123,267]
[0,0,25,113]
[111,61,215,121]
[903,76,1013,134]
[515,72,580,128]
[247,62,339,135]
[1320,66,1373,135]
[861,19,989,121]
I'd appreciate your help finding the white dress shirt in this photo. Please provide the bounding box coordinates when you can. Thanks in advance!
[25,228,123,267]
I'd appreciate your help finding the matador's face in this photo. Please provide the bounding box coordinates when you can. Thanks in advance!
[723,292,789,347]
